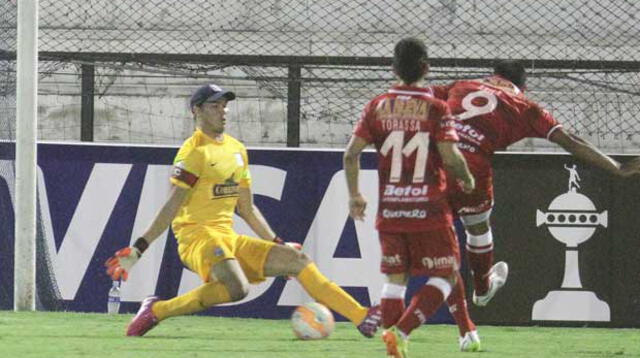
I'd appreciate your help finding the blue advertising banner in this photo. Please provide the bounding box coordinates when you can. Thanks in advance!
[0,142,457,323]
[5,143,636,327]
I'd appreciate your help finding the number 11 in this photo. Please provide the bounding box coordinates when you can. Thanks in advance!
[380,131,430,183]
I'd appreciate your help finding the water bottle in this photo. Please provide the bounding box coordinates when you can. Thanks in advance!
[107,280,121,314]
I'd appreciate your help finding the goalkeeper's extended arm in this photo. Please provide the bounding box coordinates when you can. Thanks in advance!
[235,186,302,280]
[236,191,301,249]
[236,187,279,241]
[105,185,188,281]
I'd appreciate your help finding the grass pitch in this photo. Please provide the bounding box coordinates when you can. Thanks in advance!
[0,311,638,357]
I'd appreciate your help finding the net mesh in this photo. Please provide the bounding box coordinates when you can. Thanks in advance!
[32,1,640,60]
[2,0,640,150]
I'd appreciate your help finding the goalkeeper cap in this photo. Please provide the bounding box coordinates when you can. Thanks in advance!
[190,84,236,109]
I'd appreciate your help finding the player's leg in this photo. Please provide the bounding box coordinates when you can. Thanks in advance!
[128,259,246,336]
[127,231,247,336]
[263,243,381,337]
[394,275,454,338]
[463,213,493,295]
[382,228,458,357]
[446,271,481,352]
[442,219,481,350]
[383,274,453,358]
[446,271,476,335]
[152,259,248,320]
[379,272,409,358]
[443,220,477,339]
[451,166,508,307]
[378,232,409,329]
[381,273,408,329]
[152,230,251,318]
[461,212,508,306]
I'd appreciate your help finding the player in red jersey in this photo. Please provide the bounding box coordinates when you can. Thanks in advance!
[431,60,640,309]
[344,38,477,357]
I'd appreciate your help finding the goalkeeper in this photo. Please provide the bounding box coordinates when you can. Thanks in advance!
[105,84,381,338]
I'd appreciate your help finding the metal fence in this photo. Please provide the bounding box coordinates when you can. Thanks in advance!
[1,0,639,150]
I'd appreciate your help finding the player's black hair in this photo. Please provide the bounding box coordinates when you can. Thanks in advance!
[493,60,527,89]
[393,37,428,84]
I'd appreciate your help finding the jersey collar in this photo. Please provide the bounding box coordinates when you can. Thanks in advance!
[195,128,226,144]
[388,85,434,97]
[484,75,522,96]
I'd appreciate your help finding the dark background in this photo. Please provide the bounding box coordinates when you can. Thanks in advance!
[467,153,640,327]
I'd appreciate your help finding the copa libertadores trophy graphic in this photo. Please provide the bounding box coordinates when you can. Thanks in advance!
[531,164,610,321]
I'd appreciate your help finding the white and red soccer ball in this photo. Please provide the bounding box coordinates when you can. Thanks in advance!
[291,302,335,340]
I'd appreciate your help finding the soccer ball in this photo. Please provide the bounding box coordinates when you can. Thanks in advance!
[291,302,335,340]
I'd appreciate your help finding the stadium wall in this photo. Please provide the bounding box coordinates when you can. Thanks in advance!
[0,143,638,327]
[3,1,638,151]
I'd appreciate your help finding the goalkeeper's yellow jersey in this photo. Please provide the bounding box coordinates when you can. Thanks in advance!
[170,129,251,241]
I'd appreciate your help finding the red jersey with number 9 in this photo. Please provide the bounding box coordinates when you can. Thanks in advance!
[432,75,562,156]
[353,85,459,232]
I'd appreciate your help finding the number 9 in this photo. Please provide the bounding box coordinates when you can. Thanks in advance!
[457,90,498,121]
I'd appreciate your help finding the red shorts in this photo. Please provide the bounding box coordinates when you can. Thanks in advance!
[448,153,494,215]
[379,226,460,277]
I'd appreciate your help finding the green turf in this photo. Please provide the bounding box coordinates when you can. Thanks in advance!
[0,311,638,357]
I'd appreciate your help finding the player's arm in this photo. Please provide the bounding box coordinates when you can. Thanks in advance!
[236,187,301,252]
[548,128,640,177]
[437,141,475,193]
[105,184,189,281]
[343,135,370,221]
[236,186,278,241]
[138,185,189,244]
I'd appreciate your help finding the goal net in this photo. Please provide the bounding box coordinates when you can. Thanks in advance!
[1,0,638,150]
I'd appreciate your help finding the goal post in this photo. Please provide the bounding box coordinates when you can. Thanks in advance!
[14,0,38,312]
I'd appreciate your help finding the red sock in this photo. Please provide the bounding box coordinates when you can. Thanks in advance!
[467,246,493,295]
[381,298,405,329]
[396,284,446,336]
[446,272,476,336]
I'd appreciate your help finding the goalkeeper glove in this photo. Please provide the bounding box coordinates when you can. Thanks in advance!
[105,237,149,281]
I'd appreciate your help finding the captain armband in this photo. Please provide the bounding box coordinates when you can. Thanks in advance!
[171,165,198,187]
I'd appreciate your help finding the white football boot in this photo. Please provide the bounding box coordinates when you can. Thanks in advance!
[472,261,509,307]
[459,330,481,352]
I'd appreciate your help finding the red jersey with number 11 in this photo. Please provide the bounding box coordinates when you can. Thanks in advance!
[354,85,459,232]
